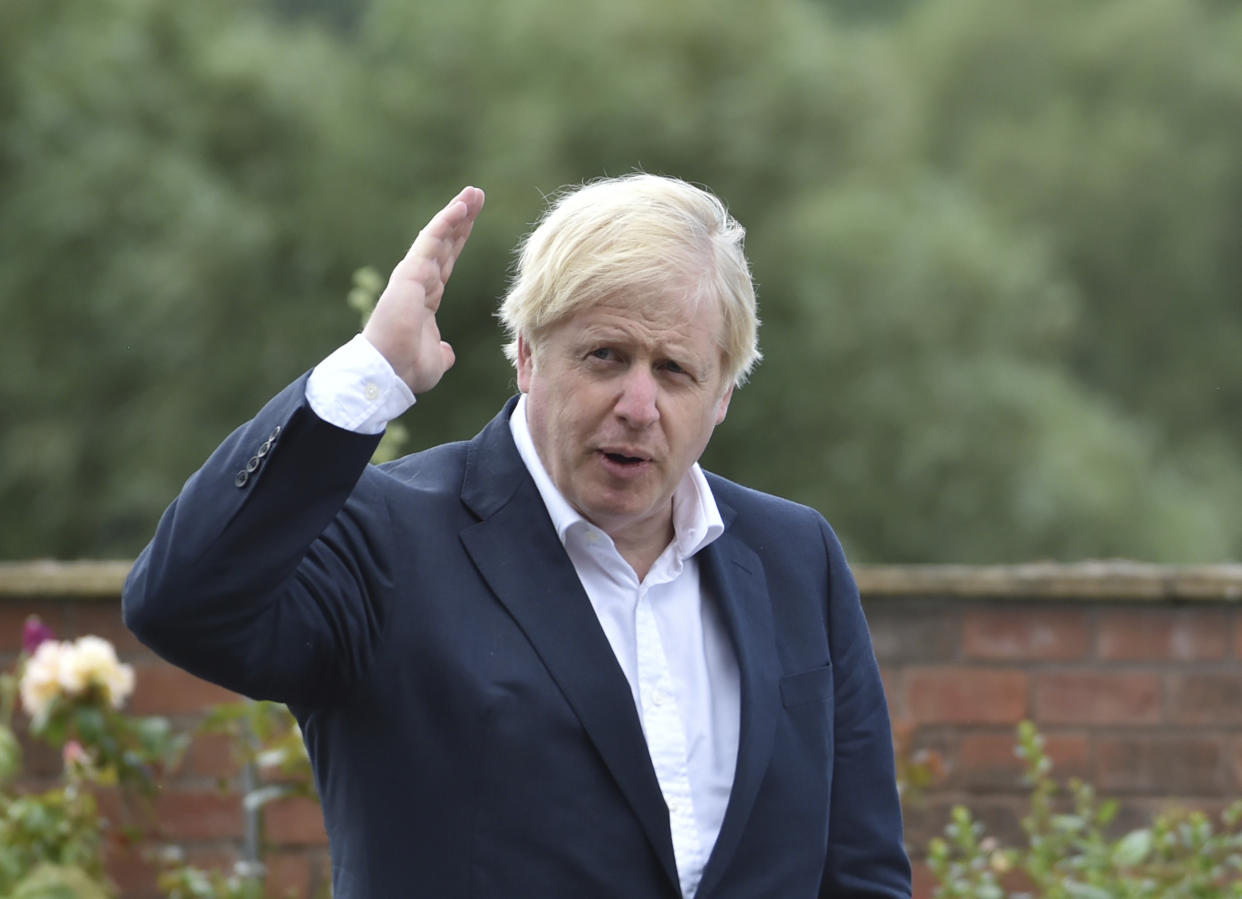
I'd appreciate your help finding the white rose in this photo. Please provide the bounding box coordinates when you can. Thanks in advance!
[104,659,136,709]
[64,636,135,708]
[20,640,69,720]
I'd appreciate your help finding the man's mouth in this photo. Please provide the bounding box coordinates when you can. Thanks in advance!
[599,449,651,468]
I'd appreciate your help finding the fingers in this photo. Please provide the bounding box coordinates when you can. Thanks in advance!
[418,186,485,253]
[393,186,485,309]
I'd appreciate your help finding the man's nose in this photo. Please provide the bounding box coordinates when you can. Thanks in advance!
[614,366,659,427]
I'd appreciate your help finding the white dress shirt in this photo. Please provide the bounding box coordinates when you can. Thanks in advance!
[307,336,742,898]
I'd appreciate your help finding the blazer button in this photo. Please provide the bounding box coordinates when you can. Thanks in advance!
[257,439,272,458]
[245,456,261,473]
[234,469,249,487]
[270,425,282,440]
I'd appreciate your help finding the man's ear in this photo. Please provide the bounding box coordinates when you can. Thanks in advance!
[516,334,534,393]
[715,384,734,425]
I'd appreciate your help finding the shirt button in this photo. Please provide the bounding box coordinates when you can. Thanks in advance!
[363,381,381,401]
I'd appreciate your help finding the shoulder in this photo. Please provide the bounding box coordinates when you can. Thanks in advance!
[705,471,835,536]
[703,470,854,571]
[362,439,473,498]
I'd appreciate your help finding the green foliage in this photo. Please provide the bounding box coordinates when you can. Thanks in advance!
[156,864,267,899]
[0,790,108,896]
[7,863,113,899]
[0,619,319,898]
[28,700,187,804]
[0,665,111,897]
[929,722,1242,898]
[198,699,314,806]
[0,626,189,898]
[3,0,1242,562]
[156,699,318,899]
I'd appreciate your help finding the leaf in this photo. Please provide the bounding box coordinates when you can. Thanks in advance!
[1052,814,1086,833]
[1063,883,1113,899]
[0,726,22,786]
[9,862,111,899]
[1113,828,1154,867]
[242,783,294,813]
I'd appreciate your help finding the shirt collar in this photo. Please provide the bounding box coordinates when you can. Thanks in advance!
[508,394,724,561]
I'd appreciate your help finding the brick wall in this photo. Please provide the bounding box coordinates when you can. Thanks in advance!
[2,561,1240,898]
[865,563,1242,897]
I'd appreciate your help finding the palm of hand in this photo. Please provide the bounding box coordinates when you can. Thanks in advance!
[362,186,486,395]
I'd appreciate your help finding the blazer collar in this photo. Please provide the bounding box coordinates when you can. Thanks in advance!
[459,400,782,898]
[694,519,781,899]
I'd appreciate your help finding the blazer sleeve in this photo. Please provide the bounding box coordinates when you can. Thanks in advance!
[818,518,913,898]
[123,375,394,707]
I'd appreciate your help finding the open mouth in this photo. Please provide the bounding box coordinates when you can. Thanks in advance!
[601,450,649,467]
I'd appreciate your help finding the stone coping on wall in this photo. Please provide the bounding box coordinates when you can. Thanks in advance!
[2,559,1241,601]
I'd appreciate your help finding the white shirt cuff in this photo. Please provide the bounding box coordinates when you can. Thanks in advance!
[306,334,415,435]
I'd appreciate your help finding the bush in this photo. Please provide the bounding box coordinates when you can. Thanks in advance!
[0,616,314,899]
[929,721,1242,898]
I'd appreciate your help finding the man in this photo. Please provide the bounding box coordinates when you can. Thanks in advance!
[124,175,910,898]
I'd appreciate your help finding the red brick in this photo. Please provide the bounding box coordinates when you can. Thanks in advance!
[903,796,1027,850]
[957,731,1089,789]
[265,849,320,899]
[151,788,244,841]
[905,667,1028,725]
[1097,608,1232,661]
[128,661,241,716]
[1094,735,1225,795]
[13,720,66,778]
[881,666,904,719]
[911,860,935,899]
[962,608,1089,661]
[264,795,329,846]
[0,602,68,653]
[183,731,242,782]
[1167,674,1242,726]
[182,846,246,882]
[1034,672,1160,725]
[867,602,960,664]
[67,600,148,657]
[106,842,162,899]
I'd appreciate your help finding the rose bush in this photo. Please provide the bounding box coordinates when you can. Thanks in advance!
[0,616,318,899]
[0,617,185,897]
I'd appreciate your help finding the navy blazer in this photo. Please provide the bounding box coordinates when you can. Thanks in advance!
[124,379,910,898]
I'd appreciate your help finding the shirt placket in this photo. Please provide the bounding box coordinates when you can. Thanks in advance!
[635,583,703,898]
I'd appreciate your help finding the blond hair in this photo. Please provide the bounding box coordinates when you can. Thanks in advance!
[498,174,761,387]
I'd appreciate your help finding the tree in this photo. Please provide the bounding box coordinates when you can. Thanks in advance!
[3,0,1240,562]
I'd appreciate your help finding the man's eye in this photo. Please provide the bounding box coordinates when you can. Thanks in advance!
[662,360,688,375]
[589,348,616,361]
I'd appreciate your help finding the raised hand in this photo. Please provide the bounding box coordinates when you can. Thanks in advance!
[362,186,486,395]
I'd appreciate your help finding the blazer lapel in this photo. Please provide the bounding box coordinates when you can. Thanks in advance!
[694,513,781,899]
[457,401,681,892]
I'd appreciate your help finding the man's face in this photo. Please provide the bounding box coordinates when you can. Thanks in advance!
[517,286,733,553]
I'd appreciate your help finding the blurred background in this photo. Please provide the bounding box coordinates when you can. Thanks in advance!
[3,0,1241,564]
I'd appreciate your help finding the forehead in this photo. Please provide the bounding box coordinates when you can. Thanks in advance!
[568,287,723,350]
